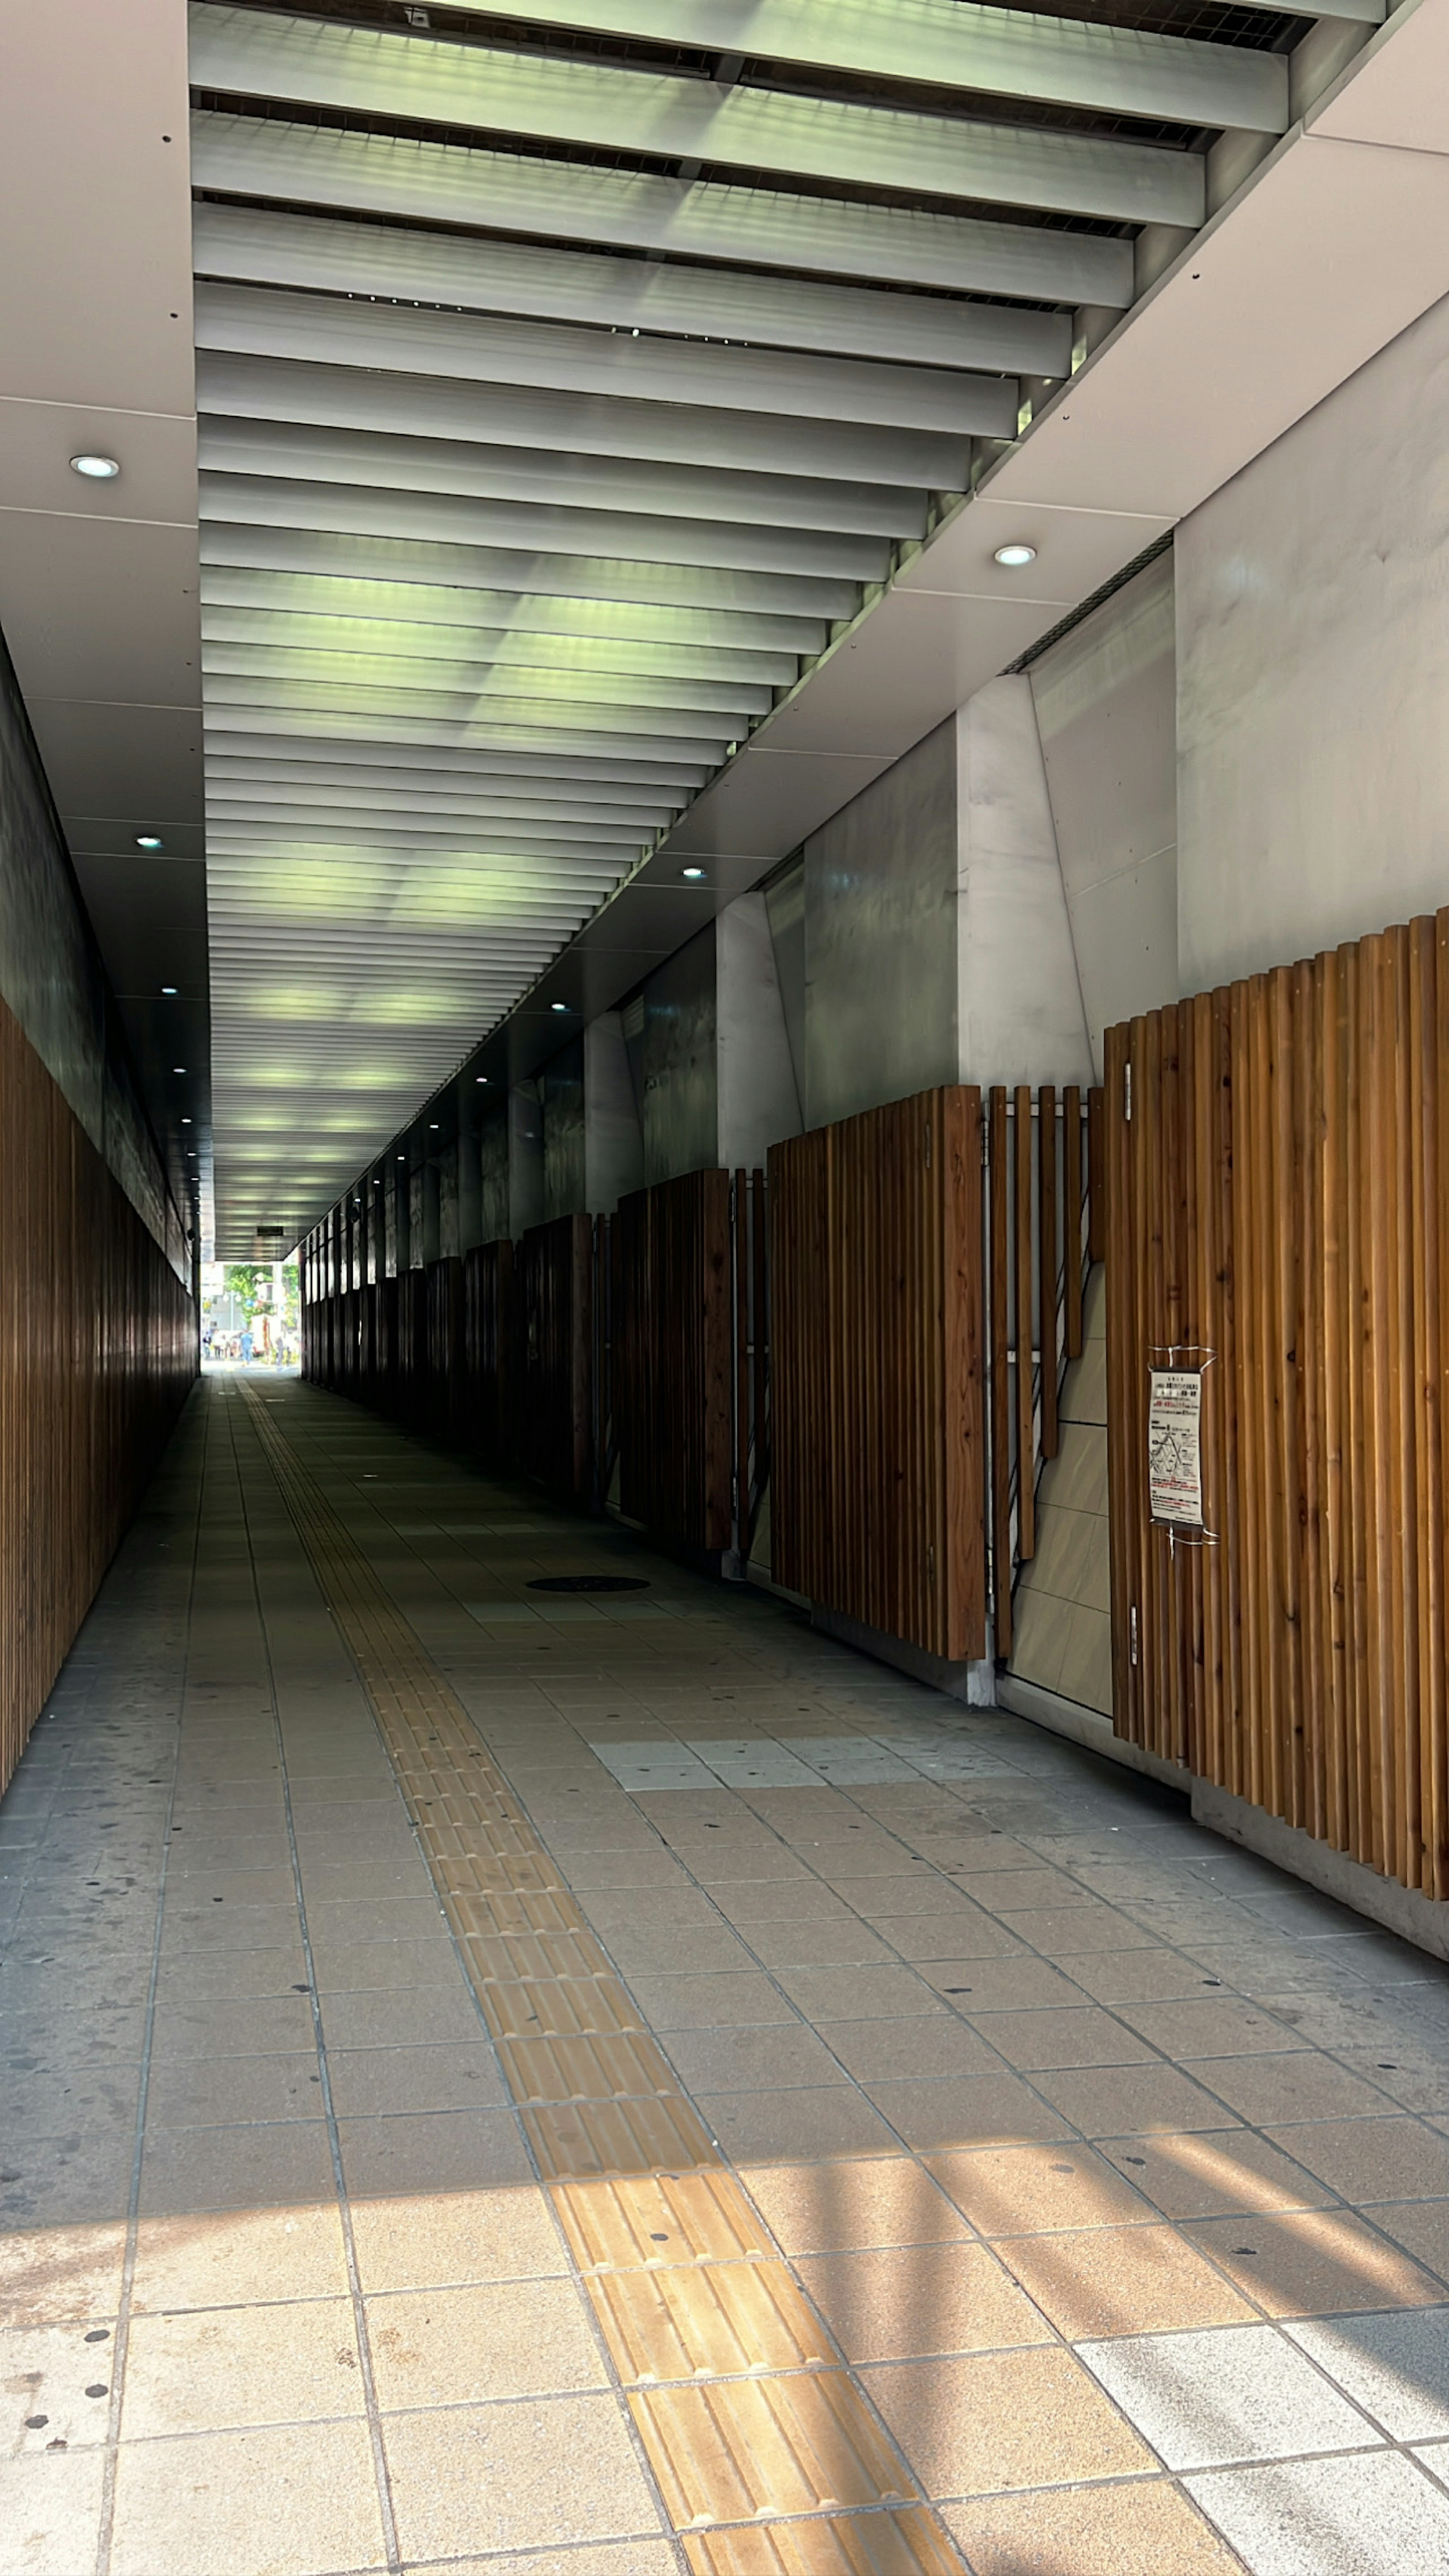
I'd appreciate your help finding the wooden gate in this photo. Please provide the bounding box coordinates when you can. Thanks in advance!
[770,1087,985,1661]
[607,1167,766,1558]
[1106,913,1449,1900]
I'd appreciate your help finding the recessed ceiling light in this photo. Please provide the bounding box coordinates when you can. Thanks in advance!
[182,1118,191,1126]
[994,543,1038,569]
[475,1074,489,1083]
[161,985,177,995]
[71,453,120,480]
[172,1065,186,1074]
[397,1154,405,1161]
[551,1001,569,1013]
[681,867,706,880]
[135,834,164,851]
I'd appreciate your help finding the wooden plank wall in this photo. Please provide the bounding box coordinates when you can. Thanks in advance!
[611,1168,734,1553]
[515,1213,594,1503]
[461,1238,514,1467]
[1106,913,1449,1900]
[770,1086,986,1661]
[0,993,195,1798]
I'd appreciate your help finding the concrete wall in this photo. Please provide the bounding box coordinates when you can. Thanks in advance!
[583,1010,645,1214]
[1177,290,1449,992]
[957,677,1093,1091]
[624,923,719,1186]
[803,717,958,1129]
[542,1036,586,1222]
[717,892,801,1171]
[1030,551,1178,1075]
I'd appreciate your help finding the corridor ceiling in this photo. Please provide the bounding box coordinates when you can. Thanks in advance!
[12,0,1449,1267]
[186,0,1313,1252]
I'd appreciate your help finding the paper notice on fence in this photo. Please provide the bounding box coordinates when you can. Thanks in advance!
[1148,1369,1204,1527]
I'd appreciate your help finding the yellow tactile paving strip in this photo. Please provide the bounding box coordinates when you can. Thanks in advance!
[242,1389,969,2574]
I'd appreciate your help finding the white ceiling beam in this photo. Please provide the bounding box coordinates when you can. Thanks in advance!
[205,753,691,813]
[190,112,1134,309]
[206,824,640,866]
[202,699,731,762]
[196,346,955,499]
[188,8,1206,227]
[198,564,826,654]
[194,284,1012,448]
[196,416,927,543]
[202,640,774,718]
[201,505,860,621]
[200,508,861,619]
[191,199,1071,380]
[202,728,713,789]
[201,607,798,686]
[429,0,1301,129]
[199,470,890,584]
[205,673,740,744]
[207,783,670,827]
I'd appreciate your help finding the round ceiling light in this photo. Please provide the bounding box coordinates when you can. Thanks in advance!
[993,542,1038,569]
[681,867,705,881]
[551,1001,569,1013]
[135,834,164,851]
[71,454,120,480]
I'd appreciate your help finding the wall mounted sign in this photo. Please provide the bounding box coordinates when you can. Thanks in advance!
[1148,1365,1206,1531]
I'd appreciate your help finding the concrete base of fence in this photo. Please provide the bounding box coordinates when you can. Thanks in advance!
[812,1605,995,1706]
[999,1672,1449,1966]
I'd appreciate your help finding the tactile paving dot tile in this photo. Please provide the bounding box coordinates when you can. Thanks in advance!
[497,2028,680,2104]
[588,2256,834,2382]
[522,2094,719,2183]
[465,1930,613,1983]
[478,1974,644,2042]
[683,2510,966,2575]
[449,1885,583,1937]
[631,2371,914,2524]
[553,2169,777,2274]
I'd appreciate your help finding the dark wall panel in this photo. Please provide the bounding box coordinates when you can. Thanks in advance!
[0,993,195,1797]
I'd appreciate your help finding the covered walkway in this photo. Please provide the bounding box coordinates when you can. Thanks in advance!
[7,1381,1449,2575]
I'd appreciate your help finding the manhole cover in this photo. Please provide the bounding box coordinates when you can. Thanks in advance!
[528,1574,649,1594]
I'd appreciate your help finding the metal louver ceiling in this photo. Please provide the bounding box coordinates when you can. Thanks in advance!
[187,0,1315,1253]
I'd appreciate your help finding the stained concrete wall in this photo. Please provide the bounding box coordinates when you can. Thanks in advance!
[1030,551,1178,1077]
[803,718,958,1129]
[1177,290,1449,991]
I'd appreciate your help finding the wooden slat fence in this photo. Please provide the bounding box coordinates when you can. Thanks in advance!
[1106,913,1449,1900]
[515,1213,594,1503]
[606,1167,765,1557]
[770,1088,986,1660]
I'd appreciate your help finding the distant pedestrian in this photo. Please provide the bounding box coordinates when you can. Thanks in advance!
[240,1325,254,1366]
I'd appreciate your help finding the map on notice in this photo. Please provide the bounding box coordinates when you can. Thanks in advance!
[1148,1368,1204,1527]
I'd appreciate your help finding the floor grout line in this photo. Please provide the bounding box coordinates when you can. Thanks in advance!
[91,1397,205,2576]
[239,1380,974,2573]
[226,1387,405,2576]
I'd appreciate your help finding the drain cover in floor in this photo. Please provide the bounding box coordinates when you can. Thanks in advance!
[528,1574,649,1594]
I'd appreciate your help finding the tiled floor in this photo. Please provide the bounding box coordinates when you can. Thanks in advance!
[6,1380,1449,2573]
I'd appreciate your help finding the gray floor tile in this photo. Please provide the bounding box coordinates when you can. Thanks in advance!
[1287,2308,1449,2441]
[1186,2449,1449,2574]
[1080,2323,1382,2469]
